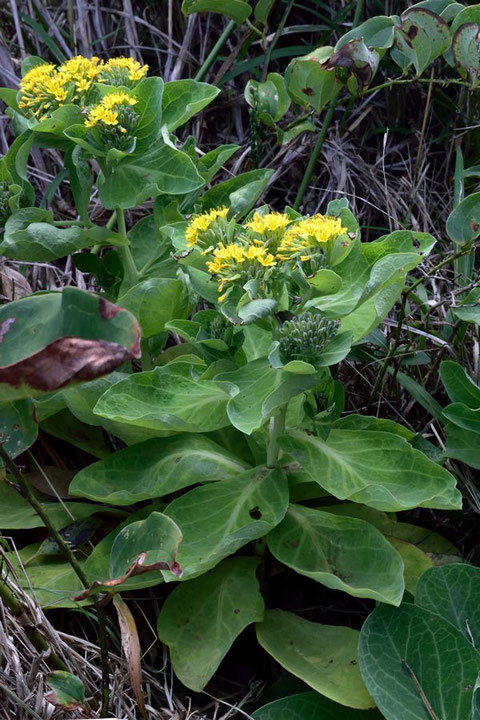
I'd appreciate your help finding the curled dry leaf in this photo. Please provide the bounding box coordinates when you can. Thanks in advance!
[113,595,148,720]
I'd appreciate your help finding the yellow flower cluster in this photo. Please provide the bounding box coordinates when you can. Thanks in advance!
[99,57,148,86]
[185,207,229,248]
[84,91,138,130]
[277,214,346,262]
[18,55,147,121]
[206,242,276,301]
[18,63,68,118]
[245,211,291,236]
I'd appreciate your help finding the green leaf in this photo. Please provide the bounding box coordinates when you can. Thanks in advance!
[64,146,92,220]
[198,169,274,216]
[446,192,480,245]
[0,398,37,460]
[70,435,247,505]
[0,287,140,401]
[94,362,230,432]
[253,692,384,720]
[164,466,288,579]
[118,278,191,338]
[215,358,322,434]
[0,480,101,530]
[443,403,480,433]
[256,610,373,709]
[162,80,220,131]
[279,429,461,511]
[98,141,204,210]
[131,76,164,152]
[158,557,264,690]
[452,23,480,77]
[389,368,444,421]
[285,48,339,112]
[394,8,451,75]
[444,422,480,468]
[267,504,405,604]
[110,511,183,578]
[386,537,433,595]
[336,16,395,51]
[453,287,480,324]
[181,0,252,23]
[245,73,291,123]
[416,564,480,646]
[359,603,480,720]
[46,672,85,709]
[451,4,480,34]
[441,360,480,407]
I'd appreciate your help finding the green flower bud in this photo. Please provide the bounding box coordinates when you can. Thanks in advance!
[279,312,340,362]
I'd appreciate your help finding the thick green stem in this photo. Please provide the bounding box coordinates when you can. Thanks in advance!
[116,207,139,286]
[293,91,340,211]
[267,405,287,468]
[194,20,237,81]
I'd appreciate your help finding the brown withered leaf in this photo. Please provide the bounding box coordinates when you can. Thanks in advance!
[113,595,148,720]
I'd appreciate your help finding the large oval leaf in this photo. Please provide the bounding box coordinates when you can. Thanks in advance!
[253,692,384,720]
[164,466,288,580]
[279,429,461,511]
[0,287,140,400]
[158,557,264,691]
[359,603,480,720]
[267,504,405,605]
[70,434,247,505]
[256,609,374,710]
[94,362,230,432]
[117,277,192,338]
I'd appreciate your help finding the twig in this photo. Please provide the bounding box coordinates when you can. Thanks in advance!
[402,659,440,720]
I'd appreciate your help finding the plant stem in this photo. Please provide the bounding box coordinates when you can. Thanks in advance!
[267,405,287,468]
[352,0,364,28]
[261,0,295,81]
[293,89,341,211]
[194,19,237,81]
[140,338,153,371]
[116,207,139,286]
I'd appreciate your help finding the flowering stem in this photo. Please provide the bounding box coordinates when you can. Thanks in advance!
[116,207,139,287]
[267,405,287,468]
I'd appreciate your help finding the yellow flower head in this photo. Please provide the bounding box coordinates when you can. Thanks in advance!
[185,207,229,249]
[58,55,102,95]
[206,241,276,301]
[18,62,69,119]
[98,57,148,87]
[84,91,138,128]
[245,211,291,236]
[277,214,346,262]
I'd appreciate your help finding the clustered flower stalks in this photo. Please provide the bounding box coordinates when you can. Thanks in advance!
[185,208,348,305]
[278,313,340,363]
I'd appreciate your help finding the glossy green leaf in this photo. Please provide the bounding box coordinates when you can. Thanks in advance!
[285,48,339,112]
[253,692,384,720]
[198,169,274,216]
[0,208,127,261]
[267,504,405,604]
[110,511,183,578]
[446,192,480,245]
[0,398,37,459]
[279,429,461,511]
[416,564,480,646]
[94,362,230,432]
[215,358,322,434]
[118,278,191,338]
[158,557,264,691]
[162,80,220,131]
[46,672,85,709]
[441,360,480,406]
[164,466,288,580]
[70,435,247,505]
[394,8,451,75]
[98,141,204,210]
[0,287,140,401]
[453,287,480,324]
[336,16,395,51]
[130,76,164,152]
[359,603,480,720]
[256,610,373,709]
[181,0,252,23]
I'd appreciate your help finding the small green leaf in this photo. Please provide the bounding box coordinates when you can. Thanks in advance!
[0,398,37,460]
[443,403,480,433]
[46,671,85,709]
[158,557,264,690]
[267,504,405,604]
[453,287,480,324]
[94,362,230,432]
[285,48,339,112]
[280,429,461,511]
[181,0,252,23]
[164,466,288,579]
[452,23,480,77]
[256,609,373,709]
[446,192,480,244]
[359,603,480,720]
[70,435,247,505]
[162,80,220,131]
[245,73,291,123]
